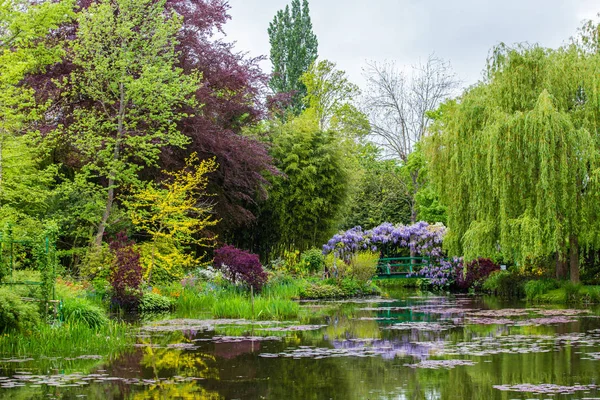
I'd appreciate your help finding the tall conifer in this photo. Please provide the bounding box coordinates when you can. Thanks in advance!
[268,0,318,114]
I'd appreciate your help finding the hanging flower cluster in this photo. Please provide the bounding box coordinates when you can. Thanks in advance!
[322,221,446,260]
[323,222,460,288]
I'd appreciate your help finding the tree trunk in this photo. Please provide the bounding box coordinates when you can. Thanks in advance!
[94,82,125,247]
[94,177,115,247]
[410,201,417,224]
[555,252,568,280]
[569,234,580,283]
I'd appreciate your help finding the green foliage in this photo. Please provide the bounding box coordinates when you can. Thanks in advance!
[60,297,108,330]
[524,279,561,301]
[0,319,132,357]
[563,282,584,303]
[298,278,380,299]
[341,144,411,229]
[138,292,174,313]
[348,251,379,283]
[299,248,325,274]
[212,294,299,320]
[300,60,360,131]
[268,0,318,113]
[80,244,113,280]
[263,115,351,253]
[375,277,425,289]
[299,281,343,299]
[415,186,447,225]
[0,287,40,333]
[482,270,525,298]
[66,0,201,245]
[426,36,600,279]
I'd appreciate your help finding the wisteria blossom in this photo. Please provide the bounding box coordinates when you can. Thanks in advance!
[322,222,457,288]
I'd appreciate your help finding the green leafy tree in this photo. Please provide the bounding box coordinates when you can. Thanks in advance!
[268,0,318,113]
[300,60,360,131]
[341,144,411,229]
[125,153,219,282]
[64,0,201,247]
[426,40,600,282]
[0,0,74,236]
[263,114,350,254]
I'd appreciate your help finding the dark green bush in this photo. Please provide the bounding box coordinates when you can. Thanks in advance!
[524,279,561,301]
[0,288,40,333]
[138,292,174,313]
[299,282,343,299]
[563,281,584,303]
[60,297,108,329]
[299,278,380,299]
[482,270,525,298]
[300,248,325,274]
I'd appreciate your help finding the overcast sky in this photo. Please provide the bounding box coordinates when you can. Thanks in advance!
[223,0,598,92]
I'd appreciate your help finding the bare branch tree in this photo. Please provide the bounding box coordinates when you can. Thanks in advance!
[362,55,459,223]
[363,55,459,162]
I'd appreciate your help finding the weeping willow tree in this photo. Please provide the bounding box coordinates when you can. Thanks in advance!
[426,36,600,282]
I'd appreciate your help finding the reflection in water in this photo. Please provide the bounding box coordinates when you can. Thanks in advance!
[1,290,600,399]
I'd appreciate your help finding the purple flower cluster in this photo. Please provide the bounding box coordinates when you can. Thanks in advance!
[322,221,446,260]
[417,257,462,289]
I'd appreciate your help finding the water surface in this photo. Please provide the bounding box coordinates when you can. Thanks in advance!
[2,289,600,399]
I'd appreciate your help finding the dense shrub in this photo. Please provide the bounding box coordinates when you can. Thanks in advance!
[60,297,108,329]
[349,251,379,282]
[213,245,268,290]
[563,282,584,303]
[80,244,113,280]
[109,232,143,310]
[0,288,40,333]
[299,282,343,299]
[454,258,500,292]
[138,292,174,313]
[482,270,526,298]
[300,248,325,274]
[298,278,380,299]
[524,279,561,301]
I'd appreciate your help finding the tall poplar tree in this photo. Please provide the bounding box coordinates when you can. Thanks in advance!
[426,41,600,282]
[268,0,318,114]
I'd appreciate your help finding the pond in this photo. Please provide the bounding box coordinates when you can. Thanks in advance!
[2,289,600,399]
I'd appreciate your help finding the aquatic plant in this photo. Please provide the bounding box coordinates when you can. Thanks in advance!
[0,320,133,357]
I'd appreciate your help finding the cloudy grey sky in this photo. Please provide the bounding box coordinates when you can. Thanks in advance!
[223,0,598,92]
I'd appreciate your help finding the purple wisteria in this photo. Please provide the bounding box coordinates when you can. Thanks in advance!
[322,222,456,288]
[322,222,446,260]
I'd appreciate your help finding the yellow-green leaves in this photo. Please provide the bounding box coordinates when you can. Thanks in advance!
[126,153,218,280]
[426,41,600,270]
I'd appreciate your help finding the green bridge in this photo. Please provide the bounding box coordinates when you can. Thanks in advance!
[376,256,430,278]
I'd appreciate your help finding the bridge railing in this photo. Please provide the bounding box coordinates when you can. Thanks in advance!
[376,256,430,276]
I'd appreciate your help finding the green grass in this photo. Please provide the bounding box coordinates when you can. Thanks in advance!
[171,282,301,320]
[374,277,424,288]
[212,294,299,320]
[533,283,600,304]
[0,320,134,357]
